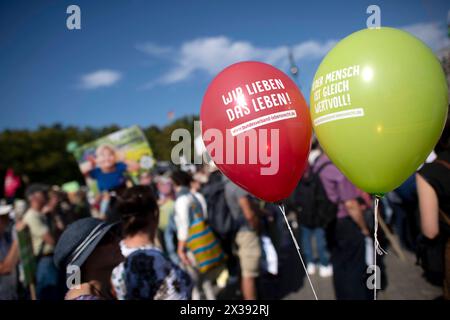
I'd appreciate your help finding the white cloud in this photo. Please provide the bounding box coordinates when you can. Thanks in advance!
[139,20,449,88]
[293,40,337,60]
[80,69,122,89]
[135,43,172,57]
[401,21,449,52]
[138,36,337,86]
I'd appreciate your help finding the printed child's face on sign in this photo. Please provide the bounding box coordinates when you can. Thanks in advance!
[96,146,117,172]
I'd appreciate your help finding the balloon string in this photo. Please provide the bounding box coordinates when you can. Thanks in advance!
[278,204,318,300]
[373,196,387,300]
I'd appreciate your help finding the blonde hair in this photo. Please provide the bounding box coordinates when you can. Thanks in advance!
[95,143,116,157]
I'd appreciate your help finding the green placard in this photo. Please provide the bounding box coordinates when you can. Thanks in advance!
[17,226,36,287]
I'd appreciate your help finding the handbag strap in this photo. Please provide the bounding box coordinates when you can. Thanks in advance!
[439,209,450,226]
[435,159,450,170]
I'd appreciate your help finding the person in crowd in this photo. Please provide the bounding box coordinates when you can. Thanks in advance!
[288,140,332,277]
[387,176,420,252]
[314,150,371,300]
[164,209,181,266]
[110,186,192,300]
[224,179,261,300]
[154,175,180,260]
[155,175,180,265]
[156,175,175,234]
[201,166,240,292]
[61,182,91,225]
[191,172,207,217]
[417,111,450,299]
[0,204,19,299]
[139,171,152,186]
[139,171,158,197]
[288,157,333,278]
[301,211,333,276]
[54,217,123,300]
[171,170,224,300]
[21,184,60,299]
[43,188,66,242]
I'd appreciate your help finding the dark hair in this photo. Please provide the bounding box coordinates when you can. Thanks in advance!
[170,170,192,187]
[435,105,449,155]
[25,183,49,199]
[116,186,159,238]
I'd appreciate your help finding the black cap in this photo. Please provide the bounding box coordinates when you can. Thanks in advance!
[53,217,118,272]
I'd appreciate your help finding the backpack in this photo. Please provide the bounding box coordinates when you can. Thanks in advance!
[202,181,237,242]
[288,161,337,228]
[186,195,226,274]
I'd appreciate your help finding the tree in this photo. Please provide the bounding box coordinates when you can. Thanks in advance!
[0,116,198,190]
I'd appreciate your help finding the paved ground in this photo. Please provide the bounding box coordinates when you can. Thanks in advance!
[282,241,442,300]
[217,214,443,300]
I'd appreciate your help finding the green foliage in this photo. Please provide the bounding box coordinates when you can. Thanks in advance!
[0,116,198,186]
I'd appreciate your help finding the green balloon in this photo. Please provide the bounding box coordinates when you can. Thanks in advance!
[310,27,448,195]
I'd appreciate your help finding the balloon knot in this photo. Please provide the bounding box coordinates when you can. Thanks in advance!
[372,193,385,199]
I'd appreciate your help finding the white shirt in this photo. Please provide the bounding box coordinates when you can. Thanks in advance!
[174,191,206,242]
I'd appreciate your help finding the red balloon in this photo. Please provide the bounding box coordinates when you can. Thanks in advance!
[200,61,312,202]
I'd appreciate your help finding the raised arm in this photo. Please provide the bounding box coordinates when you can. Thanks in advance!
[238,196,259,231]
[416,173,439,239]
[0,239,19,275]
[345,199,369,236]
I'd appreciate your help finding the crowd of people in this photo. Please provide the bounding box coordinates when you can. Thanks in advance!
[0,115,449,300]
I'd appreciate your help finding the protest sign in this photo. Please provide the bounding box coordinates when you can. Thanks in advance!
[17,226,37,299]
[75,126,155,196]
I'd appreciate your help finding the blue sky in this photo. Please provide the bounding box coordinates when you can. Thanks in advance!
[0,0,449,130]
